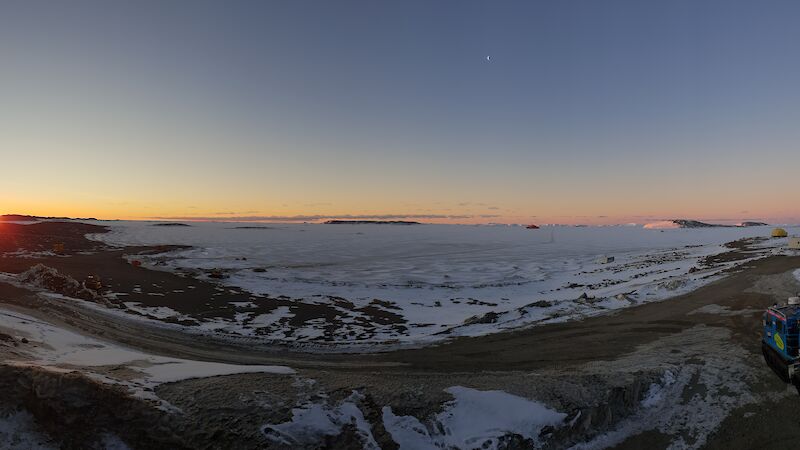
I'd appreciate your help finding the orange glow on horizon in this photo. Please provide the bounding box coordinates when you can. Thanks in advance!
[4,206,799,226]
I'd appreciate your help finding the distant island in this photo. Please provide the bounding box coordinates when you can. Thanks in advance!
[737,221,770,227]
[644,219,769,229]
[323,220,421,225]
[152,223,192,227]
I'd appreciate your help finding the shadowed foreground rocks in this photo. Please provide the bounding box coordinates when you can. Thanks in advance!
[0,365,187,449]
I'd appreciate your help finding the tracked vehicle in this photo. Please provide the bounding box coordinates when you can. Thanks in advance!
[762,297,800,391]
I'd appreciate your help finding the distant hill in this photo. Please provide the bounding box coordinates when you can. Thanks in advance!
[323,220,421,225]
[0,214,98,222]
[644,219,769,229]
[673,220,725,228]
[737,221,769,227]
[0,214,39,222]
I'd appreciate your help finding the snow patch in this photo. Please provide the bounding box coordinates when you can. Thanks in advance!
[262,391,378,448]
[382,386,566,450]
[250,307,293,327]
[641,370,676,408]
[123,302,185,320]
[0,410,57,450]
[0,308,294,401]
[643,221,681,229]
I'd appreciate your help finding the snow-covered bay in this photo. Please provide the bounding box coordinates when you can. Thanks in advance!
[88,222,797,345]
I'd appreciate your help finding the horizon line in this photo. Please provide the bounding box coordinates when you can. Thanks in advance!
[3,212,796,227]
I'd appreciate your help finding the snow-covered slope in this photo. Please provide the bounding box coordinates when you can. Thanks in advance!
[0,308,294,403]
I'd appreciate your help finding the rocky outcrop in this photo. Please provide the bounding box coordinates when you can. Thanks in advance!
[0,364,188,449]
[462,311,500,326]
[545,373,660,448]
[18,264,104,303]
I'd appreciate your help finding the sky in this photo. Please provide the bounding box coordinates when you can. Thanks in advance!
[1,0,799,224]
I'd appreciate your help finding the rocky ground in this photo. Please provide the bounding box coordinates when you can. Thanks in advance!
[1,222,799,449]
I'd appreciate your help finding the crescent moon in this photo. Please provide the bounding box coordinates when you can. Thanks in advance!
[486,55,491,62]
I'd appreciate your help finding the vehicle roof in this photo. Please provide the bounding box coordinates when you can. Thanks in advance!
[769,304,800,319]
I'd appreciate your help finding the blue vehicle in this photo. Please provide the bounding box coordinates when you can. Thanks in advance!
[762,298,800,391]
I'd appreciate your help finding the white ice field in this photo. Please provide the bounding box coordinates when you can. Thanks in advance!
[89,222,798,347]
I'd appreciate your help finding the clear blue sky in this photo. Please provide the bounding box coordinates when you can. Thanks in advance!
[2,0,799,223]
